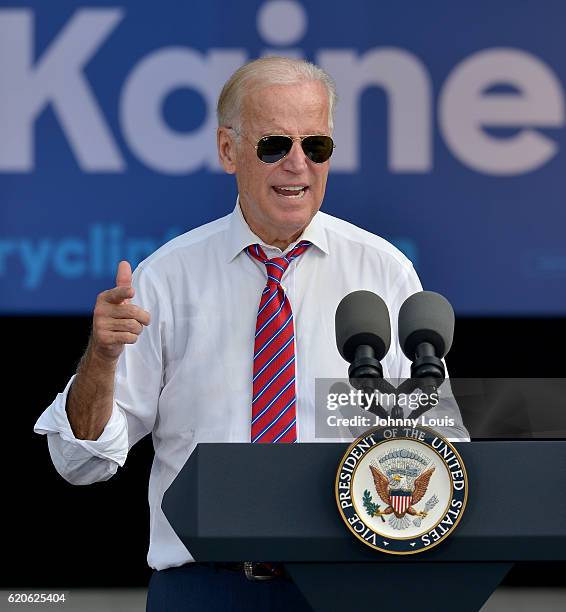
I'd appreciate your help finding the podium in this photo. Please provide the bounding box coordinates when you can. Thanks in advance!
[162,442,566,612]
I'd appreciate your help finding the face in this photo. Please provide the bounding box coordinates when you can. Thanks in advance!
[218,80,331,249]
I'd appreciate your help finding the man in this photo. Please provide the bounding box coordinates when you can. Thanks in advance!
[35,57,468,610]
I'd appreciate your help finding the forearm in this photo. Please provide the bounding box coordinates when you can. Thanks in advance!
[66,341,118,440]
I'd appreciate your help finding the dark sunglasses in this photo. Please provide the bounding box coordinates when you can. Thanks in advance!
[252,134,335,164]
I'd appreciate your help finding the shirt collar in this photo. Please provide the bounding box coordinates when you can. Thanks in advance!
[226,196,330,262]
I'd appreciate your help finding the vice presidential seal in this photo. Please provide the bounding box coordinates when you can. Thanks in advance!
[335,426,467,554]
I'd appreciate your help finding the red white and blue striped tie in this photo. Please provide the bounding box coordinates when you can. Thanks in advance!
[246,241,312,443]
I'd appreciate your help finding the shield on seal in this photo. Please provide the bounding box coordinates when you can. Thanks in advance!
[390,491,412,514]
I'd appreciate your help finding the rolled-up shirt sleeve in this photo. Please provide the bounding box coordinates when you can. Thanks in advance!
[33,264,166,485]
[34,375,129,484]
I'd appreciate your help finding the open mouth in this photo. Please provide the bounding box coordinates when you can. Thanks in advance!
[272,185,308,199]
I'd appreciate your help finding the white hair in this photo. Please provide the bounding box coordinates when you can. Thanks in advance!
[217,56,337,133]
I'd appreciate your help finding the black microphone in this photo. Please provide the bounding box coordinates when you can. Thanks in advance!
[335,290,391,388]
[398,291,454,391]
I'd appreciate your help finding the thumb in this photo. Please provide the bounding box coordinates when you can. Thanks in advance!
[115,260,132,288]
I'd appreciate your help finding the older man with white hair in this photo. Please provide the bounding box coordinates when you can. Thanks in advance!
[35,56,468,610]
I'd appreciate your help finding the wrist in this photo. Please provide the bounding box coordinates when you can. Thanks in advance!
[84,343,120,373]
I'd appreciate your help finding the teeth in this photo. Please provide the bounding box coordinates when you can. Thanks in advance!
[273,185,307,199]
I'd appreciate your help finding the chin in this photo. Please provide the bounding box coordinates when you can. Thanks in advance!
[276,209,312,231]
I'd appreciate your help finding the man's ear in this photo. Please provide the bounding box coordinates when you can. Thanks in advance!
[217,127,237,174]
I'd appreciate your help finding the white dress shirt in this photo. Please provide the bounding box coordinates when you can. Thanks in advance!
[34,201,468,570]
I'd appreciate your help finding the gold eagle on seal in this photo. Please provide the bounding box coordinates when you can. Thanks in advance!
[369,464,435,519]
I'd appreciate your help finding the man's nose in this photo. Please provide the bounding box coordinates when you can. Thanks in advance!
[281,140,308,172]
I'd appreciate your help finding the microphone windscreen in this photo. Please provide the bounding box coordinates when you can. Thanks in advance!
[335,290,391,363]
[398,291,454,359]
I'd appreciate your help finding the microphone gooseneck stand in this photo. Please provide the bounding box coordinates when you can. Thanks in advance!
[348,342,446,421]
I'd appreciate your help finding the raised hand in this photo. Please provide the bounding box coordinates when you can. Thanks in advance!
[90,260,151,363]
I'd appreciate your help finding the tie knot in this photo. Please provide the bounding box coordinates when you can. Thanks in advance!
[246,241,312,286]
[265,256,289,285]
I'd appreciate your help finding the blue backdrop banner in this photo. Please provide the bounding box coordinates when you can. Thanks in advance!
[1,0,565,314]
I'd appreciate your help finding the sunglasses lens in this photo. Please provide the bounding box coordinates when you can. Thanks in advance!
[256,136,292,163]
[302,136,334,163]
[255,135,334,164]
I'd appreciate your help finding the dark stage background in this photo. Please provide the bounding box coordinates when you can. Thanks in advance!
[9,314,566,588]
